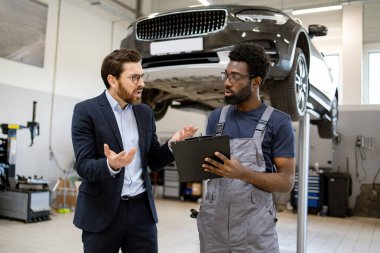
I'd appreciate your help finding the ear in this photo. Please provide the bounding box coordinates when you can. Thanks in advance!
[251,76,262,87]
[107,74,118,88]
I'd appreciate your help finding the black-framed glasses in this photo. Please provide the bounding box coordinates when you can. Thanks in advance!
[126,73,149,84]
[220,72,254,83]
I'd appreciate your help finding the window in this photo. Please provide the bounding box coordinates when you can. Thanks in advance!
[368,52,380,104]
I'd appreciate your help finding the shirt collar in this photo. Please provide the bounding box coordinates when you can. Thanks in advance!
[105,90,130,112]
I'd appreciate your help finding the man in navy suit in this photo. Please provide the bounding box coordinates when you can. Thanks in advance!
[71,48,197,253]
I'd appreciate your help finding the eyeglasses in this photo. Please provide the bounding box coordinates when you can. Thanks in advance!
[126,73,149,84]
[220,72,254,83]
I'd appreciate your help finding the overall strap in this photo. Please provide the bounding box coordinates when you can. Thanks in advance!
[253,106,274,140]
[215,105,231,136]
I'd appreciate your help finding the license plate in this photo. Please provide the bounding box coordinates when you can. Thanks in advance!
[150,37,203,55]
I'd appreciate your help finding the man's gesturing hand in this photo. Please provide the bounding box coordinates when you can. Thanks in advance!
[168,125,198,145]
[104,143,137,171]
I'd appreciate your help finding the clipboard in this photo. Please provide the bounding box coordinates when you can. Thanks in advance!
[172,135,230,182]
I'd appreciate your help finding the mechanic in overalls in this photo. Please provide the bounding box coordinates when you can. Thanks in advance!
[198,42,296,253]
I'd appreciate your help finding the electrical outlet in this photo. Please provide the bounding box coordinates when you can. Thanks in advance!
[356,135,375,150]
[367,137,375,150]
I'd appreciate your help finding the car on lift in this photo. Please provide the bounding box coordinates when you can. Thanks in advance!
[121,4,339,140]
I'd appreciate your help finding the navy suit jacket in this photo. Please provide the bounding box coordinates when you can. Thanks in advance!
[71,91,174,233]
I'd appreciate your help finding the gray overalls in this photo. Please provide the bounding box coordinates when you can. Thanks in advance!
[197,105,279,253]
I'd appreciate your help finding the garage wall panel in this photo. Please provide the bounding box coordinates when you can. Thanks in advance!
[293,10,342,53]
[0,0,129,183]
[54,0,110,99]
[0,83,80,181]
[364,1,380,44]
[333,105,380,209]
[0,0,57,93]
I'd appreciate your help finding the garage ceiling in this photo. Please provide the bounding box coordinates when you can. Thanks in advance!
[84,0,370,18]
[152,0,366,12]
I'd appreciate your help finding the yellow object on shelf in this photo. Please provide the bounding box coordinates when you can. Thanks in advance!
[56,208,71,213]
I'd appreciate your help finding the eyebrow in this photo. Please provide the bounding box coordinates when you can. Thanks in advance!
[126,73,144,76]
[229,71,245,75]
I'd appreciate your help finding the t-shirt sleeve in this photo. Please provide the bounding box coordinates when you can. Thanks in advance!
[206,110,221,136]
[271,115,296,158]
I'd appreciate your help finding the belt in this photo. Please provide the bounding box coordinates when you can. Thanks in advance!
[121,191,146,201]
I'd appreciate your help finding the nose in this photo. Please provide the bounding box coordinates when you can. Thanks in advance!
[224,78,232,87]
[139,78,145,88]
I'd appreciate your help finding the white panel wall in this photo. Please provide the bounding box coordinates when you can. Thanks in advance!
[342,3,363,105]
[0,0,133,182]
[364,1,380,44]
[333,105,380,209]
[293,10,342,53]
[0,0,56,94]
[156,108,208,135]
[54,0,111,99]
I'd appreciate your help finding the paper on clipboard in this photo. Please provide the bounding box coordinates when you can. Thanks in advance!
[172,135,230,182]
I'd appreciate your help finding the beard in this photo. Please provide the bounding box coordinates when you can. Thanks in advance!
[224,81,252,105]
[117,83,142,105]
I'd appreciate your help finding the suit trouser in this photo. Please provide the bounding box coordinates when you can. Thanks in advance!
[82,193,157,253]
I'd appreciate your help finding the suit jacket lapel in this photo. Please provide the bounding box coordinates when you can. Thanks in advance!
[98,92,123,150]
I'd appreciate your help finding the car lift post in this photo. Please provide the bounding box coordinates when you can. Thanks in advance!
[297,111,310,253]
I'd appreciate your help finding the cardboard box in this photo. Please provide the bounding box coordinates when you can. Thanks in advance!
[51,179,78,211]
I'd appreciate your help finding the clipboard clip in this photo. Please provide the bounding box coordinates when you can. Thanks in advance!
[185,133,213,142]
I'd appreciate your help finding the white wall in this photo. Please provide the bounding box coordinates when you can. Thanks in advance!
[0,0,56,94]
[333,105,380,209]
[156,107,208,135]
[0,0,132,182]
[341,3,363,105]
[54,0,110,99]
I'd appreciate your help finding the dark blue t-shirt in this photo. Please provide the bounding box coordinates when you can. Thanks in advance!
[206,102,295,172]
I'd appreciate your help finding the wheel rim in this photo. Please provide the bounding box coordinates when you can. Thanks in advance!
[295,56,308,116]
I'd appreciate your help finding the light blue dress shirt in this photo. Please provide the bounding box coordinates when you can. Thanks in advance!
[105,90,145,197]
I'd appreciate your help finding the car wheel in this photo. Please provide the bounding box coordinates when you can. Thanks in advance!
[270,48,309,121]
[317,95,340,143]
[142,88,171,121]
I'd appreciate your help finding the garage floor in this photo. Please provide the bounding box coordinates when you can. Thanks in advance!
[0,198,379,253]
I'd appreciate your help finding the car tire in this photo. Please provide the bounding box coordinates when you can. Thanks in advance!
[317,95,340,143]
[270,47,309,121]
[142,88,171,121]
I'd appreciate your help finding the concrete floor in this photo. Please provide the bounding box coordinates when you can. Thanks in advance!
[0,198,380,253]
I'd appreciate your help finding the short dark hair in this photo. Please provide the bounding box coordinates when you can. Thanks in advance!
[101,49,142,88]
[228,42,270,85]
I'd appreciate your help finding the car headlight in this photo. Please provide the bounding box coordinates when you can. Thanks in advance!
[236,10,289,25]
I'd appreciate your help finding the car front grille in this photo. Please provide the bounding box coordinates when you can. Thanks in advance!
[136,10,227,40]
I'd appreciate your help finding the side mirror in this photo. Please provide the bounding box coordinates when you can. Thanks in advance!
[308,24,328,38]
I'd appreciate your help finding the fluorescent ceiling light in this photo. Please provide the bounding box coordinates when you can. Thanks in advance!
[198,0,210,6]
[292,5,342,15]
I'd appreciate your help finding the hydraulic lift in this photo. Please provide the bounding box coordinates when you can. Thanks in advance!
[0,101,50,223]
